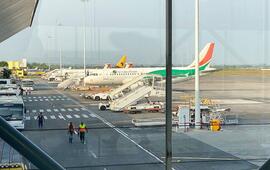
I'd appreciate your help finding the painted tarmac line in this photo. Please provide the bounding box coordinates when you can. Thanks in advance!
[88,150,97,158]
[58,113,66,120]
[74,114,80,118]
[66,115,72,119]
[50,115,56,119]
[89,113,96,118]
[82,114,89,118]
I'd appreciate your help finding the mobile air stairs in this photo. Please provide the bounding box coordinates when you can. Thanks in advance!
[57,73,83,89]
[99,75,164,111]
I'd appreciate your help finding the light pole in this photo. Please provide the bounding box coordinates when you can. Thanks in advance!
[47,35,53,71]
[165,0,172,169]
[81,0,88,86]
[57,23,63,79]
[195,0,201,129]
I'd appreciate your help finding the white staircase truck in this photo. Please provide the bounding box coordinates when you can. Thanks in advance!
[99,75,164,111]
[57,73,83,89]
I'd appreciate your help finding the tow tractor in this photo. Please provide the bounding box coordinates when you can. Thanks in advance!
[99,103,110,110]
[99,101,164,113]
[123,102,163,114]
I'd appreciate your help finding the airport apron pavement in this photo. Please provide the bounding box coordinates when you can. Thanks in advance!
[18,80,257,170]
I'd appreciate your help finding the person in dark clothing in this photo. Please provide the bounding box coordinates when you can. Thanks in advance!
[37,112,44,128]
[68,122,75,143]
[19,86,23,96]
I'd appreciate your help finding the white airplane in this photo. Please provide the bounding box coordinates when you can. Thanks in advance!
[44,56,127,81]
[84,42,215,86]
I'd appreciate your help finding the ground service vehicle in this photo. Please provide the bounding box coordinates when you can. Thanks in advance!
[91,93,110,101]
[0,96,25,129]
[21,79,34,91]
[98,103,110,110]
[124,103,163,114]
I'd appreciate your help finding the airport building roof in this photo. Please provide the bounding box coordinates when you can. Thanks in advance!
[0,0,38,43]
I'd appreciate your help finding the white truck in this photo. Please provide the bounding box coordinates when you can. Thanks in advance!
[91,93,110,101]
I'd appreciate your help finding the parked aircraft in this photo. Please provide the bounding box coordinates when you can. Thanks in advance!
[44,55,128,81]
[84,42,215,85]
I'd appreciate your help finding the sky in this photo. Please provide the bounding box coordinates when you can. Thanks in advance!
[0,0,269,66]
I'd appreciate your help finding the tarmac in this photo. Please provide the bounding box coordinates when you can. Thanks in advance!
[1,69,270,169]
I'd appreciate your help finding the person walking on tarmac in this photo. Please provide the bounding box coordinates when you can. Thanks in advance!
[78,122,87,144]
[37,112,44,128]
[68,122,75,143]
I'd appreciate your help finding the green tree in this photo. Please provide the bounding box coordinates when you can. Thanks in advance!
[0,61,8,67]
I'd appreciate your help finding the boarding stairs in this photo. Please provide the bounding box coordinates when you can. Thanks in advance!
[109,75,146,100]
[57,73,83,89]
[109,86,153,111]
[108,75,165,111]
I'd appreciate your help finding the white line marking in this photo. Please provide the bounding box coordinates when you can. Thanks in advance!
[34,116,37,120]
[33,97,36,98]
[26,110,30,113]
[89,113,96,118]
[58,115,66,120]
[56,98,60,100]
[50,115,56,119]
[25,116,30,120]
[45,99,49,101]
[32,110,36,113]
[51,99,54,101]
[74,108,80,111]
[43,116,48,120]
[82,114,89,118]
[61,98,65,100]
[60,108,66,111]
[39,109,44,112]
[74,114,80,118]
[66,115,72,119]
[34,99,38,101]
[81,108,87,111]
[38,96,42,98]
[29,100,32,102]
[47,109,51,112]
[54,109,59,112]
[43,96,47,98]
[88,150,97,158]
[67,108,73,111]
[51,87,167,168]
[40,99,43,101]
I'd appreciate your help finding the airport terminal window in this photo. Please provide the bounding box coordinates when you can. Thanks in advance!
[0,0,269,169]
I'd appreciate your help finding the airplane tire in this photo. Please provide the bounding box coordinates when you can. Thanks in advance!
[95,96,100,101]
[100,105,106,111]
